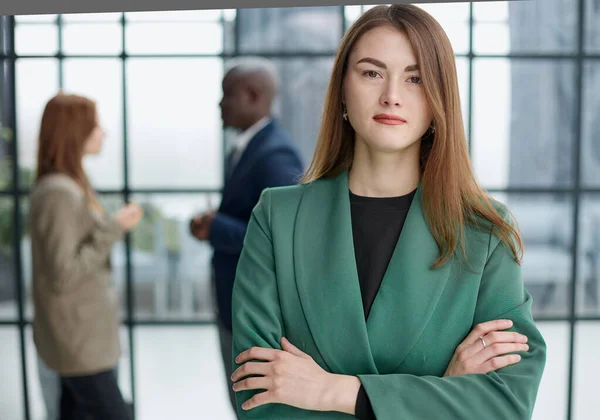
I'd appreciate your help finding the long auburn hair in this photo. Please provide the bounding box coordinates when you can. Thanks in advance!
[301,4,523,268]
[35,92,103,214]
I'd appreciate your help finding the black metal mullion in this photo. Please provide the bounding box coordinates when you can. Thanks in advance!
[120,11,138,420]
[234,7,240,55]
[5,52,600,60]
[57,14,63,88]
[221,10,230,190]
[6,315,600,327]
[566,0,586,418]
[3,15,31,420]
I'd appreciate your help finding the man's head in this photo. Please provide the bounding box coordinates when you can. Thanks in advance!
[219,57,279,131]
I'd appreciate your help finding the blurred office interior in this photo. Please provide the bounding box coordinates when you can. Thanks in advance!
[0,1,599,419]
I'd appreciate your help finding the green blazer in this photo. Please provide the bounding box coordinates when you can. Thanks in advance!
[231,170,546,419]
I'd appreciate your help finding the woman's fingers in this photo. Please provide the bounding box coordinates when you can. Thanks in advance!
[231,361,271,383]
[476,354,523,374]
[462,320,514,347]
[240,390,278,410]
[235,346,282,364]
[232,375,272,393]
[460,331,528,360]
[472,342,529,366]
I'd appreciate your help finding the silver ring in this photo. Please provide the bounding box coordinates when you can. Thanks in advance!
[479,336,487,349]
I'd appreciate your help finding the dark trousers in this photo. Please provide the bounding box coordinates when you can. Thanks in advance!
[59,368,132,420]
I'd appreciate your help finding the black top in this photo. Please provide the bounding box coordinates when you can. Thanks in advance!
[349,188,417,420]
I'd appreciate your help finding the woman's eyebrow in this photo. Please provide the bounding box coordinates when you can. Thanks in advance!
[356,57,419,73]
[356,57,387,69]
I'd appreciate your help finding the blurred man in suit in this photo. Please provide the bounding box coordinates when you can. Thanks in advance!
[190,57,304,414]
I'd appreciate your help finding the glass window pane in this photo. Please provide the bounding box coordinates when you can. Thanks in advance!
[125,22,222,55]
[130,193,221,320]
[504,0,577,54]
[62,12,123,22]
[97,194,128,318]
[584,0,600,53]
[473,1,508,21]
[266,57,333,165]
[116,326,133,404]
[0,199,16,320]
[126,58,223,189]
[577,194,600,316]
[15,24,58,56]
[62,23,123,55]
[237,7,342,53]
[582,60,600,187]
[0,327,24,420]
[25,325,51,420]
[0,60,14,190]
[16,59,59,189]
[491,193,573,318]
[20,196,32,320]
[344,5,363,28]
[125,10,222,21]
[531,322,569,420]
[63,59,124,190]
[455,57,470,140]
[15,14,58,23]
[134,326,235,419]
[574,322,600,420]
[473,0,516,54]
[223,18,235,55]
[223,9,236,22]
[415,2,470,54]
[474,23,510,55]
[472,59,576,189]
[416,2,470,22]
[134,325,235,420]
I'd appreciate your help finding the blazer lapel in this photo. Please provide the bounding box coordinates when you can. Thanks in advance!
[293,169,453,375]
[220,122,273,207]
[365,185,453,373]
[293,170,378,375]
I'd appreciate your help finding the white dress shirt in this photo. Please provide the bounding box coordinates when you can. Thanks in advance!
[228,116,271,171]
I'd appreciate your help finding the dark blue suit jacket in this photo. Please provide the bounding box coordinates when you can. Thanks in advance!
[209,118,304,331]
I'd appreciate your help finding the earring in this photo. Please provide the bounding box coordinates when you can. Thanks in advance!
[342,104,348,121]
[427,123,435,136]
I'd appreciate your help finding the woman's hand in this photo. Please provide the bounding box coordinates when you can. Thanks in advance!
[232,337,361,414]
[444,319,529,377]
[114,202,143,231]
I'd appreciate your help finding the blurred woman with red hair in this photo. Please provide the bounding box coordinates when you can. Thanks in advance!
[29,92,141,419]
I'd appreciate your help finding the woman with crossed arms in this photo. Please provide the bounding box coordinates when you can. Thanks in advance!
[230,4,546,419]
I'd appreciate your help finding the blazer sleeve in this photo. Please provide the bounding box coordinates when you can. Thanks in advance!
[231,189,304,419]
[32,188,124,294]
[356,223,547,420]
[209,213,248,255]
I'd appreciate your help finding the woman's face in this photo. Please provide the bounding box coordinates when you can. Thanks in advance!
[342,25,433,156]
[83,112,105,156]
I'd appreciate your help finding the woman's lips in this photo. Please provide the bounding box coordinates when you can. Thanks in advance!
[373,114,406,125]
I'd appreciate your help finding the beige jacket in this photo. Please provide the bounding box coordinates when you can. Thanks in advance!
[29,173,125,375]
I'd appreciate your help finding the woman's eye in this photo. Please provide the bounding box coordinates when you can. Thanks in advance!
[363,70,380,79]
[408,76,422,84]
